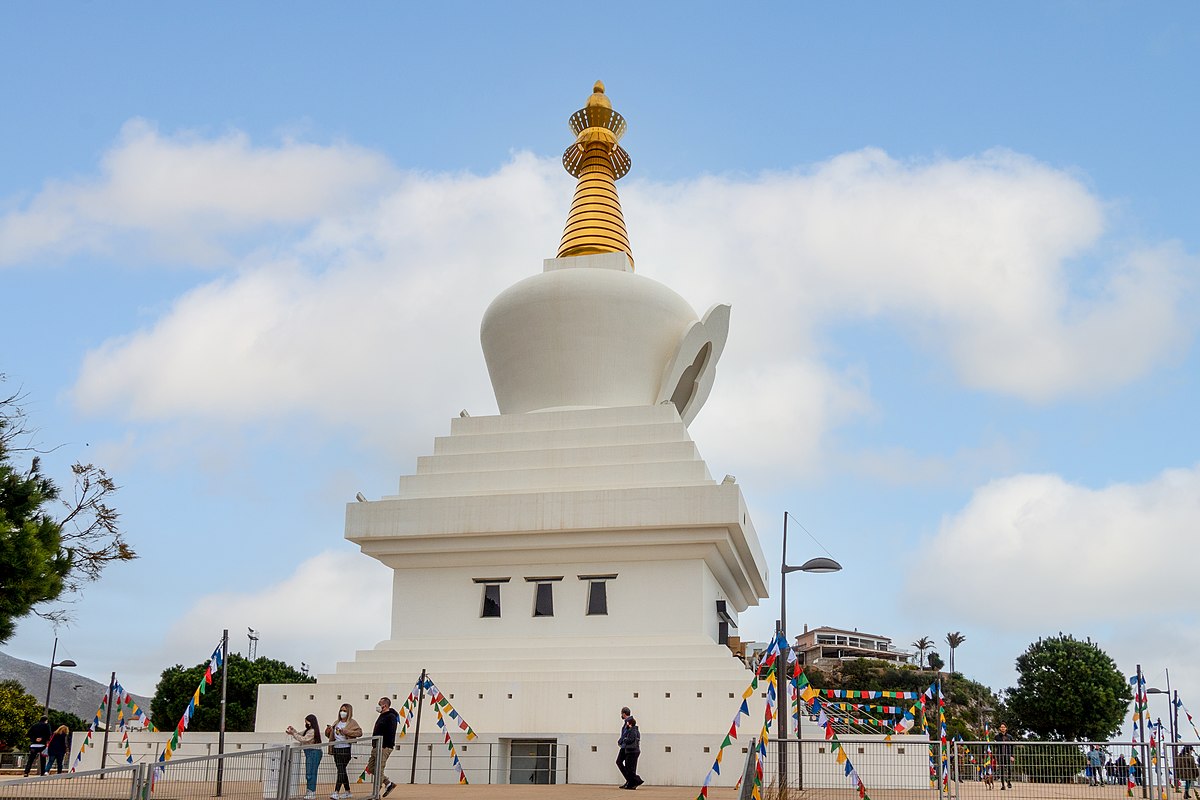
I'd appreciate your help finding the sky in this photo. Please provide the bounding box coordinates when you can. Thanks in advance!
[2,2,1198,732]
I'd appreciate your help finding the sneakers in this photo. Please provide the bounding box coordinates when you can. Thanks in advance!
[331,793,340,799]
[383,781,397,797]
[303,793,315,800]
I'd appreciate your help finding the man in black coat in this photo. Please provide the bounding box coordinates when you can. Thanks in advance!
[368,696,400,796]
[24,716,51,777]
[994,723,1015,790]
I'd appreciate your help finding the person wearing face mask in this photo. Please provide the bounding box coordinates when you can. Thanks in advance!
[367,697,401,797]
[324,703,362,799]
[286,714,322,800]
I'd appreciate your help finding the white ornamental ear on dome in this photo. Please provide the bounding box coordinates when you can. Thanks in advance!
[656,303,730,425]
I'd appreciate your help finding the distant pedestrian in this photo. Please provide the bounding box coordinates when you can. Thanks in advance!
[324,703,361,800]
[287,714,322,799]
[24,716,51,777]
[615,707,632,786]
[1087,746,1105,786]
[1177,746,1199,799]
[994,723,1015,790]
[42,726,70,774]
[618,715,643,789]
[367,696,400,797]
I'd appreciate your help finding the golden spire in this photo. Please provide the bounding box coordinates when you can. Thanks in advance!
[556,80,634,267]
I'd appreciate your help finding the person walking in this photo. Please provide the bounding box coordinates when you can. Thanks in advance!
[24,716,51,777]
[615,707,632,787]
[324,703,361,800]
[41,725,70,775]
[618,715,643,789]
[1177,746,1199,799]
[367,696,400,797]
[994,723,1015,790]
[287,714,323,799]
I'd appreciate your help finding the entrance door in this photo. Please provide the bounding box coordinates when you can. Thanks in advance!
[509,739,558,784]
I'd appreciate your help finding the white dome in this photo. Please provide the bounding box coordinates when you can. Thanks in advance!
[481,260,698,415]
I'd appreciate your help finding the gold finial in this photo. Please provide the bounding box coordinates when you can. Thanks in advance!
[556,80,634,267]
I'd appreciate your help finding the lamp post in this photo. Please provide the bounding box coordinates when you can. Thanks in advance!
[777,511,842,792]
[43,637,78,716]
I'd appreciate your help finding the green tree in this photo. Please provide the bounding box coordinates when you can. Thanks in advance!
[0,679,41,750]
[928,651,944,671]
[911,636,933,669]
[1006,634,1131,740]
[946,631,966,675]
[48,709,87,732]
[151,654,314,733]
[0,379,136,641]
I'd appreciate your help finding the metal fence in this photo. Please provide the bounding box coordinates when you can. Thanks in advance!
[0,737,382,800]
[752,737,1200,800]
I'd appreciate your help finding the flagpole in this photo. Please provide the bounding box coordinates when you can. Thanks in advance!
[410,669,427,784]
[217,629,229,797]
[99,672,115,773]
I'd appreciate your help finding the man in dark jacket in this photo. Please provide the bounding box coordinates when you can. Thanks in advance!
[24,716,52,776]
[618,715,643,789]
[367,696,400,796]
[994,723,1015,790]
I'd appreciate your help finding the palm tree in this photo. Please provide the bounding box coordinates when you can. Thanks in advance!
[911,636,933,669]
[946,631,966,675]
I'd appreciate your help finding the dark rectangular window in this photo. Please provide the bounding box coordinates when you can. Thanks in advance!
[481,584,501,618]
[533,583,554,617]
[587,580,608,615]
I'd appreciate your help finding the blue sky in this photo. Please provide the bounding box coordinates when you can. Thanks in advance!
[2,1,1197,727]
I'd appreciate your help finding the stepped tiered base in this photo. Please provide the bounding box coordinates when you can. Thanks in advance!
[257,405,770,785]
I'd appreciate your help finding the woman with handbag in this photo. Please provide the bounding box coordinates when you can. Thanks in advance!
[286,714,322,799]
[324,703,361,799]
[42,726,70,774]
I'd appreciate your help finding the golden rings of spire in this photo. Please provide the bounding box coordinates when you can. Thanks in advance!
[557,81,635,265]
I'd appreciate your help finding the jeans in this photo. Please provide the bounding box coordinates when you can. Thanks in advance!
[304,747,322,792]
[333,747,352,792]
[42,753,65,774]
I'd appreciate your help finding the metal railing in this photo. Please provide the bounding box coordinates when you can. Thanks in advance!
[752,737,1200,799]
[0,737,382,799]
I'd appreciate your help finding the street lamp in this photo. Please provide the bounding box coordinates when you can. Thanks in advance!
[44,637,78,716]
[777,512,842,792]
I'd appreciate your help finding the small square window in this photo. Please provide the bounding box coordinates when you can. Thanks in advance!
[282,695,287,700]
[898,747,906,755]
[363,694,369,700]
[729,693,735,699]
[665,746,672,753]
[337,694,342,700]
[696,692,703,698]
[591,746,597,752]
[633,692,639,698]
[507,693,513,699]
[742,748,748,754]
[568,693,573,699]
[665,692,671,698]
[309,695,314,700]
[704,746,710,753]
[478,694,484,699]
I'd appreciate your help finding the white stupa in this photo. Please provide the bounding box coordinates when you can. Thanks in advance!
[257,82,770,787]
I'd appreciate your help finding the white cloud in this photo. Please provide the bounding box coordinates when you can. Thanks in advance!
[0,119,394,265]
[3,124,1178,475]
[915,465,1200,628]
[155,550,392,685]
